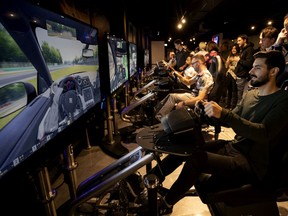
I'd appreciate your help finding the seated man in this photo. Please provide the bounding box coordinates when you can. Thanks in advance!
[155,54,214,121]
[164,51,176,70]
[151,50,288,215]
[168,54,197,90]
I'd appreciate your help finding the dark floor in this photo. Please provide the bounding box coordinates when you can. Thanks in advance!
[52,114,288,216]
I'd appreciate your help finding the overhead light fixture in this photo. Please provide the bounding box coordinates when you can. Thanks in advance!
[177,13,186,30]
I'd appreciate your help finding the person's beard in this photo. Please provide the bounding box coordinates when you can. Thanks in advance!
[250,74,269,87]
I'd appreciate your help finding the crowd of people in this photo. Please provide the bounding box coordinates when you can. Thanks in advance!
[149,13,288,215]
[156,14,288,120]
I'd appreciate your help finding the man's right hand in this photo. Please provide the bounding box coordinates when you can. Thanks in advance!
[275,28,288,45]
[203,101,222,119]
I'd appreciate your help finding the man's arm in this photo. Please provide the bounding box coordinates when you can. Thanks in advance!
[204,92,288,143]
[274,28,287,46]
[173,71,197,86]
[176,89,208,108]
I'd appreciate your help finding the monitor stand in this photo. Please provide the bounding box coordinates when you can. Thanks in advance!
[101,95,129,158]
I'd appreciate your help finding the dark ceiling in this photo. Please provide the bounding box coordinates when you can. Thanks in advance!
[28,0,287,49]
[124,0,287,46]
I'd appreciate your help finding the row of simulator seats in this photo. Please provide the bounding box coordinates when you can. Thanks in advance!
[120,65,176,128]
[67,75,288,215]
[65,103,288,216]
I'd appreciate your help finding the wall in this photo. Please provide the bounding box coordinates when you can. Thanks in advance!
[151,41,165,66]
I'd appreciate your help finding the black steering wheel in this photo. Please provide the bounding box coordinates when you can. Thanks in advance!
[58,76,82,120]
[197,102,221,133]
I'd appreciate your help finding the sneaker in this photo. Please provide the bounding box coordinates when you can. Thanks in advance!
[158,197,173,215]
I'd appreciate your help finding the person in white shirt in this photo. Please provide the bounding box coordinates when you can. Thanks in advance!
[172,54,197,89]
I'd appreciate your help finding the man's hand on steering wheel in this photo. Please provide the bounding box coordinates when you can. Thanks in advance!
[203,101,222,119]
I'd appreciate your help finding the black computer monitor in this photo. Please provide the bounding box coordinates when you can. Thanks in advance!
[144,49,150,68]
[212,34,219,45]
[0,1,101,178]
[128,42,137,79]
[107,34,129,95]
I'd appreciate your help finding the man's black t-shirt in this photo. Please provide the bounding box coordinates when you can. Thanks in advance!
[175,48,190,71]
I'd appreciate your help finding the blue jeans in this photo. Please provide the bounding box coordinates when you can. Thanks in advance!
[236,77,249,104]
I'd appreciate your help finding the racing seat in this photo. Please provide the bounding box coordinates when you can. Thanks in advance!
[194,151,288,216]
[193,78,288,216]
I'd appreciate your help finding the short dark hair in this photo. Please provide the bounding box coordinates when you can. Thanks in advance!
[253,50,285,78]
[174,39,182,45]
[206,41,219,52]
[261,26,279,39]
[231,43,240,54]
[237,34,249,42]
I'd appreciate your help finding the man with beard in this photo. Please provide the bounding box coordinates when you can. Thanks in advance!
[150,50,288,215]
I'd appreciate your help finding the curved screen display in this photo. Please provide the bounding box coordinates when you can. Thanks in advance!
[107,35,129,94]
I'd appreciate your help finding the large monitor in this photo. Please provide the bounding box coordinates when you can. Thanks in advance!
[144,49,150,68]
[107,35,129,95]
[0,1,101,178]
[212,34,219,45]
[128,42,138,79]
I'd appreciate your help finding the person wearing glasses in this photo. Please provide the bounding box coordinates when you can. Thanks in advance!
[155,54,214,121]
[152,50,288,215]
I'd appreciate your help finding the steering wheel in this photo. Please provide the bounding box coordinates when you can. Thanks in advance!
[58,76,82,120]
[197,102,221,132]
[164,70,179,90]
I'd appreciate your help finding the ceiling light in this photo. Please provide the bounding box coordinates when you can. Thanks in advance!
[177,23,183,29]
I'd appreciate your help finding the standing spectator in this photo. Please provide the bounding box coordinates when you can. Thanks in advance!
[196,41,208,57]
[220,41,230,62]
[206,41,227,104]
[273,13,288,63]
[225,44,240,109]
[174,39,190,72]
[259,26,279,51]
[234,34,255,104]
